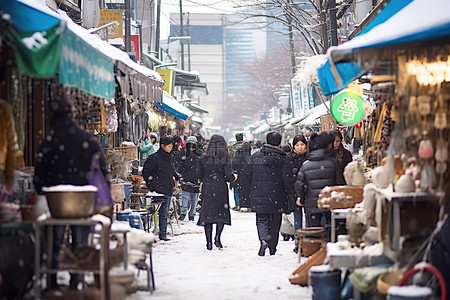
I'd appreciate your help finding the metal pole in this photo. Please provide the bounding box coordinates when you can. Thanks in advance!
[125,0,131,52]
[179,0,185,70]
[187,12,191,71]
[329,0,338,46]
[318,0,328,53]
[155,0,161,59]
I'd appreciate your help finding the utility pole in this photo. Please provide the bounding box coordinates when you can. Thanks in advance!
[155,0,161,59]
[318,0,328,53]
[187,12,191,71]
[329,0,338,46]
[125,0,131,52]
[179,0,185,70]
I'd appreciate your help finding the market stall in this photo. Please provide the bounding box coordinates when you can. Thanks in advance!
[290,0,450,298]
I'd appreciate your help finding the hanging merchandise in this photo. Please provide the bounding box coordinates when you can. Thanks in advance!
[104,98,118,133]
[330,83,366,126]
[418,138,437,191]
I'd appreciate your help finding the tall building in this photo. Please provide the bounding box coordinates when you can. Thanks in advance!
[170,13,268,126]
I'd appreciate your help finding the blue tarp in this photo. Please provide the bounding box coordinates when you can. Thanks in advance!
[358,0,414,36]
[318,0,450,96]
[154,92,193,120]
[0,0,60,32]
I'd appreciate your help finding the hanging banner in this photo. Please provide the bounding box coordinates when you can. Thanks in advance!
[60,29,115,99]
[291,78,302,118]
[330,89,365,126]
[10,23,62,78]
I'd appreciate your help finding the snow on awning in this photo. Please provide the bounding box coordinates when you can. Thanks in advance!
[318,0,450,95]
[154,91,193,120]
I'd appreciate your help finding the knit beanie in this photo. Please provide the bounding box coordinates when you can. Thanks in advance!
[266,131,282,146]
[293,135,307,148]
[308,132,333,151]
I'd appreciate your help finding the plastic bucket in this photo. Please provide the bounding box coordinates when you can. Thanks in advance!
[309,265,342,300]
[387,285,432,300]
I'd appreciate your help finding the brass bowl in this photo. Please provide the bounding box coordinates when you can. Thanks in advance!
[45,191,96,218]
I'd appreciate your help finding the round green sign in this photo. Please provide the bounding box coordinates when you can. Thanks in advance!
[330,90,365,126]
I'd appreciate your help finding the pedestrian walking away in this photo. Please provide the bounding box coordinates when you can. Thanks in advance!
[142,136,181,241]
[294,132,345,240]
[248,131,295,257]
[197,134,236,250]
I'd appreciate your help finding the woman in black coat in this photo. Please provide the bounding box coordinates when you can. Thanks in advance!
[295,132,345,231]
[197,134,236,250]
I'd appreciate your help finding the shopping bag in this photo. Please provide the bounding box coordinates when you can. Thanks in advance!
[89,152,113,218]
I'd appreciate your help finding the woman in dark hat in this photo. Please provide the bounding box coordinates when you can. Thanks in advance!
[294,132,345,238]
[197,134,236,250]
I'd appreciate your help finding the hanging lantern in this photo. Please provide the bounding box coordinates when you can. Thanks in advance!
[330,84,365,126]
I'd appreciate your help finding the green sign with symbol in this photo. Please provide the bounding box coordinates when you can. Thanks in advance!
[330,90,365,126]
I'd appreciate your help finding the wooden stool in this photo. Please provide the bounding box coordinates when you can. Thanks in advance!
[297,227,327,261]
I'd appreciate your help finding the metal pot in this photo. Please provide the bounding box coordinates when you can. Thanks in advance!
[45,191,96,218]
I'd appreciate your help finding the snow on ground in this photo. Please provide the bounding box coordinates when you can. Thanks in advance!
[126,196,312,300]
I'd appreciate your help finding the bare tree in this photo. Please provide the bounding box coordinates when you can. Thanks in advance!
[227,0,355,54]
[222,45,293,123]
[227,0,323,54]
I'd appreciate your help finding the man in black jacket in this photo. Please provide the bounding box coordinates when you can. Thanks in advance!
[249,131,294,256]
[294,132,345,232]
[143,136,180,241]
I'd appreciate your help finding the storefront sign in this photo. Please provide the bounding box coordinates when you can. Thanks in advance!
[330,90,365,125]
[157,70,176,96]
[98,9,123,39]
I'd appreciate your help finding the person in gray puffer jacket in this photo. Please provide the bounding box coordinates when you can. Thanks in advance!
[294,132,345,231]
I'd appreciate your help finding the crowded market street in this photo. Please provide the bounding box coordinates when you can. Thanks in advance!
[127,196,311,300]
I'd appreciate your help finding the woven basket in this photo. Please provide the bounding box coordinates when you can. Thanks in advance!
[318,185,364,209]
[105,146,138,161]
[289,247,326,286]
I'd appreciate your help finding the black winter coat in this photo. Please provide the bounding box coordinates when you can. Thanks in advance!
[294,148,345,215]
[178,147,201,193]
[233,142,252,208]
[197,156,235,225]
[143,148,180,196]
[330,147,353,180]
[249,144,294,214]
[34,116,109,194]
[287,152,307,212]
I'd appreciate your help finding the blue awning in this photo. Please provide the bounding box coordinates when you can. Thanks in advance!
[0,0,60,32]
[154,91,193,120]
[318,0,450,96]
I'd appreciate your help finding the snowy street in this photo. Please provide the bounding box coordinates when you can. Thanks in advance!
[127,199,312,300]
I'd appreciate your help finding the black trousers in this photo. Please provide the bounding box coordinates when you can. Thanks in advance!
[256,213,282,251]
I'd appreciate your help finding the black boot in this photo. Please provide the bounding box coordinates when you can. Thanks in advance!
[269,248,276,256]
[214,237,223,249]
[178,214,186,221]
[205,223,213,251]
[258,240,269,256]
